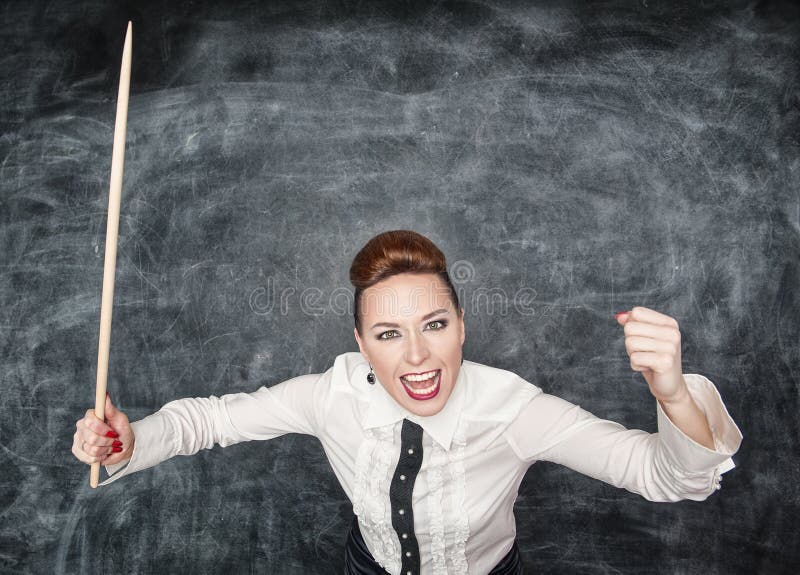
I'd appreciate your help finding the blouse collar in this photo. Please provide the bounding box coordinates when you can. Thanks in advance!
[362,362,467,451]
[332,351,540,452]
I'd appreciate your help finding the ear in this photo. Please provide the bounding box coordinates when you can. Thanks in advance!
[459,307,466,346]
[354,327,368,360]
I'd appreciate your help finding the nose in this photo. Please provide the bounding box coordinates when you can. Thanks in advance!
[404,330,430,366]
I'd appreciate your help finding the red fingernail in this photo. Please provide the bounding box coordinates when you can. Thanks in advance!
[614,310,630,319]
[112,446,123,453]
[105,431,119,438]
[112,440,123,447]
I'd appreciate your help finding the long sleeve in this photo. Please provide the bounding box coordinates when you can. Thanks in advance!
[100,371,330,486]
[504,374,743,502]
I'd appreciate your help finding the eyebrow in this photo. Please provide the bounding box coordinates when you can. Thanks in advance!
[370,308,451,330]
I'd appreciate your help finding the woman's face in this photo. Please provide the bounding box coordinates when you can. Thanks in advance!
[354,272,465,417]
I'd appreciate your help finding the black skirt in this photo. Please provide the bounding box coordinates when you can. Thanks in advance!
[344,517,523,574]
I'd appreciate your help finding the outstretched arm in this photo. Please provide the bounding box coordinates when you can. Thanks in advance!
[505,306,743,502]
[88,370,331,486]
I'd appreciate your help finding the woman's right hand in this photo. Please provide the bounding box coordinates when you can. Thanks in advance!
[72,393,135,466]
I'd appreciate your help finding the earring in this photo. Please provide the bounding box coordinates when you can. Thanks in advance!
[367,363,375,385]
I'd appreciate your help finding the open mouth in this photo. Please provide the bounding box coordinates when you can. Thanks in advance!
[400,369,441,401]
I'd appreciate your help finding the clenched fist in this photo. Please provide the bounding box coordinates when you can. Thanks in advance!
[615,306,688,405]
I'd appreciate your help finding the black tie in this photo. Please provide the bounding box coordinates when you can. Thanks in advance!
[389,419,424,575]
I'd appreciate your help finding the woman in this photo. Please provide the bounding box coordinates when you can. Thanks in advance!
[72,230,743,574]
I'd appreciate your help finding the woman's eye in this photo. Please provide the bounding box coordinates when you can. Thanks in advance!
[377,320,447,341]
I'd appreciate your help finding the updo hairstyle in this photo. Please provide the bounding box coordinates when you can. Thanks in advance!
[349,230,461,336]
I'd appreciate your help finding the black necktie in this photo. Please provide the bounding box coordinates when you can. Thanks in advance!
[390,419,424,575]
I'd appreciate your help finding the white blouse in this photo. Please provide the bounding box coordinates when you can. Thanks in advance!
[102,352,743,574]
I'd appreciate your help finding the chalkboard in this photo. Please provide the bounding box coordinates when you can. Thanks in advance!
[1,0,798,573]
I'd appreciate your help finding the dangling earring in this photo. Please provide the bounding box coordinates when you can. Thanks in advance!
[367,363,375,385]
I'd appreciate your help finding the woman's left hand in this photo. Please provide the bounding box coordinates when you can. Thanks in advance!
[615,306,688,404]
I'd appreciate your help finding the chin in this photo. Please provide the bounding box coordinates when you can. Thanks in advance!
[395,379,453,417]
[405,399,448,417]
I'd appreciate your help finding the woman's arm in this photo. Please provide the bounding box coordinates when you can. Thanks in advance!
[505,374,742,502]
[504,306,743,502]
[94,369,333,486]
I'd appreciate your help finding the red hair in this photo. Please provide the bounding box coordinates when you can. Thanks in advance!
[350,230,461,335]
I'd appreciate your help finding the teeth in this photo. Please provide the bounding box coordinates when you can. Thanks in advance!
[403,375,438,395]
[400,371,440,396]
[402,370,438,382]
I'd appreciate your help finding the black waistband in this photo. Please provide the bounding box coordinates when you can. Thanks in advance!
[344,517,523,574]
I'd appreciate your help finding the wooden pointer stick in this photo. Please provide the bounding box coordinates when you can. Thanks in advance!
[91,21,132,489]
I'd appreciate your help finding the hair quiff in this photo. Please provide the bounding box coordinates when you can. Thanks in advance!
[350,230,461,335]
